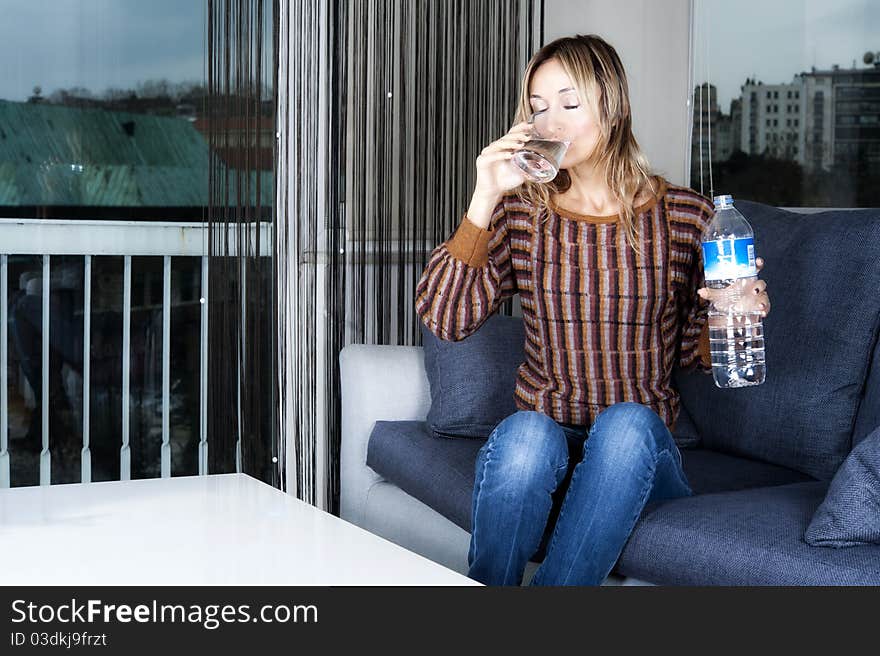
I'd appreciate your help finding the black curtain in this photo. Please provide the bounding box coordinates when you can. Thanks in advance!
[273,0,540,511]
[205,0,278,486]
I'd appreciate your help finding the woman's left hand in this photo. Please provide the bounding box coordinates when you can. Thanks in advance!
[696,257,771,318]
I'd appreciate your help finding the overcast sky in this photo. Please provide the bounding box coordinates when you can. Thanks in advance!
[0,0,876,110]
[0,0,204,101]
[695,0,879,110]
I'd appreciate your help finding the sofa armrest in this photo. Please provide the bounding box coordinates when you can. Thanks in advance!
[339,344,431,526]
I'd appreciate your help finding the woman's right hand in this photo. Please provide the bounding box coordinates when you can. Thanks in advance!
[467,122,532,228]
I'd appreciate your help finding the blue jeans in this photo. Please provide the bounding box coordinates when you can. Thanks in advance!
[467,403,694,586]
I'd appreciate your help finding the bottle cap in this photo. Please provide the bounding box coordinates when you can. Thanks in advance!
[713,194,734,209]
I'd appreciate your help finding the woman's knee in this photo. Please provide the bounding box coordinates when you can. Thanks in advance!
[485,410,569,479]
[587,402,671,457]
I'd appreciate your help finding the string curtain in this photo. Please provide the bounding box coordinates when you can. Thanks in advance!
[205,0,278,485]
[275,0,541,512]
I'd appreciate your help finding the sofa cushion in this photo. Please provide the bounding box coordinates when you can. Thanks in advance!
[670,398,701,448]
[677,448,814,495]
[366,420,814,533]
[675,203,880,480]
[367,421,484,531]
[804,426,880,547]
[419,314,525,439]
[617,481,880,585]
[853,326,880,447]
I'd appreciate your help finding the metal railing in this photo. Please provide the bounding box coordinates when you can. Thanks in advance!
[0,218,270,487]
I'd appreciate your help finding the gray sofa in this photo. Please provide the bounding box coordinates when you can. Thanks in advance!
[340,201,880,585]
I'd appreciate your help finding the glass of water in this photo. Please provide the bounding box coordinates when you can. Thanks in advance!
[512,112,572,183]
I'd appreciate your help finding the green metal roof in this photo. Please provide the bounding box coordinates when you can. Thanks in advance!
[0,100,272,207]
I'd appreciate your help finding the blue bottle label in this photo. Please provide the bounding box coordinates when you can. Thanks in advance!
[701,237,757,281]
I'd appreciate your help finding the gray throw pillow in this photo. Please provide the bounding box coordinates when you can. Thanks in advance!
[804,427,880,548]
[419,313,525,439]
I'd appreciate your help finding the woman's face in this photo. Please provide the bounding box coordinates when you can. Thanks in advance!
[527,58,601,169]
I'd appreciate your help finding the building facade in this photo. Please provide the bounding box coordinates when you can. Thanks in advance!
[692,58,880,177]
[738,79,803,163]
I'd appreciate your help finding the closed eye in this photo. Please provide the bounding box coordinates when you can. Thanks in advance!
[532,105,579,114]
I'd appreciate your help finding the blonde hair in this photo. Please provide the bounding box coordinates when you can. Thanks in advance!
[515,34,660,252]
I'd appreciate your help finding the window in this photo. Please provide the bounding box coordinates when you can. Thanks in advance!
[0,0,277,486]
[838,86,880,100]
[691,0,878,206]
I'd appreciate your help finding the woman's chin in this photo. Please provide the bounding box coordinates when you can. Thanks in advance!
[561,153,594,171]
[560,151,583,168]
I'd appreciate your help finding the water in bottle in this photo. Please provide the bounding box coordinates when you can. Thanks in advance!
[701,194,766,388]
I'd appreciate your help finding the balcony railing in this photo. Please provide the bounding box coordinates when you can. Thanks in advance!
[0,218,270,487]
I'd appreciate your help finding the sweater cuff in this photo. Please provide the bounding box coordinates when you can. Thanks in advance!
[698,323,711,369]
[446,214,493,267]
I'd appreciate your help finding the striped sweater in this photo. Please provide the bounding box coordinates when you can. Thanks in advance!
[415,178,714,432]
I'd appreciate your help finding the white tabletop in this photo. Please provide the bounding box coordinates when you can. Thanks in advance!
[0,473,478,586]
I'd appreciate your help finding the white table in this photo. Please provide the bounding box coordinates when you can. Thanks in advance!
[0,473,479,585]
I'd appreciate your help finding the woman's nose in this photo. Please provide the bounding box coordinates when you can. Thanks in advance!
[540,109,570,138]
[543,119,569,139]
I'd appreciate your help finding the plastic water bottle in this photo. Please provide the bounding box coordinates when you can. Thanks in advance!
[701,194,766,388]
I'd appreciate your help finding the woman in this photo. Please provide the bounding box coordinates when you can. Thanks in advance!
[414,34,771,586]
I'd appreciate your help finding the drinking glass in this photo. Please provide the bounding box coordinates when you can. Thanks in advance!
[512,112,571,183]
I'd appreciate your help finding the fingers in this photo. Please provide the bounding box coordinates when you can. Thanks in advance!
[744,279,770,315]
[741,288,770,316]
[507,121,532,137]
[699,285,771,317]
[754,259,768,315]
[477,151,517,165]
[727,278,765,294]
[478,122,532,159]
[713,278,768,295]
[481,136,528,156]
